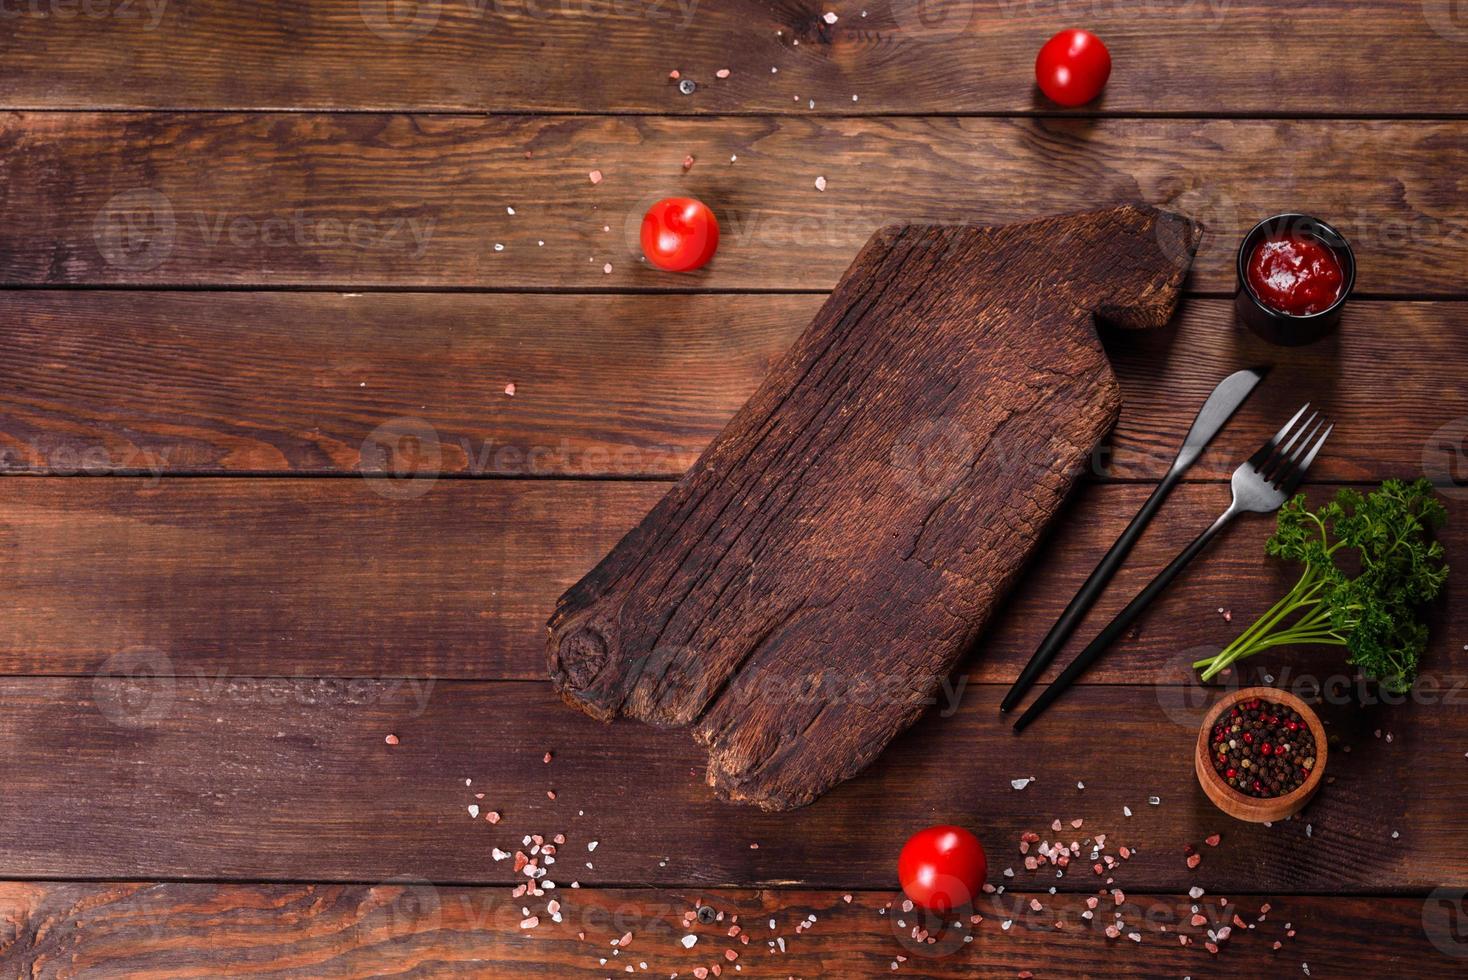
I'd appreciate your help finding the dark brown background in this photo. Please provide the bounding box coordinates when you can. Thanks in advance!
[1,2,1466,976]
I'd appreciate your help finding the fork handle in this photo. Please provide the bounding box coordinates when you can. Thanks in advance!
[1012,506,1238,732]
[1000,469,1182,713]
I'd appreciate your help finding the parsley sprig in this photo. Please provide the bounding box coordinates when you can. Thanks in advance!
[1194,478,1449,693]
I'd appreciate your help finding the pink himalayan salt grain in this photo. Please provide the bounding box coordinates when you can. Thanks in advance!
[547,790,557,800]
[1187,853,1202,869]
[683,155,695,170]
[589,170,603,184]
[384,734,399,745]
[1205,833,1222,847]
[1191,914,1208,927]
[485,811,500,824]
[543,752,553,763]
[520,916,539,929]
[716,68,731,78]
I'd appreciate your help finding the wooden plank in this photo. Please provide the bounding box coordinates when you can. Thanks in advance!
[1,1,1466,116]
[0,678,1461,891]
[8,114,1468,292]
[2,293,1463,483]
[0,480,1460,683]
[0,883,1450,978]
[547,206,1195,811]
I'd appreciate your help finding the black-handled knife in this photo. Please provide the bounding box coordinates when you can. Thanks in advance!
[999,366,1269,715]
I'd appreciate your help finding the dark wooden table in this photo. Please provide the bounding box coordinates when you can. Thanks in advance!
[2,3,1466,976]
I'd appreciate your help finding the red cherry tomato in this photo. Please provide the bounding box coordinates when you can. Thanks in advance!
[898,825,987,913]
[641,197,719,272]
[1035,29,1111,107]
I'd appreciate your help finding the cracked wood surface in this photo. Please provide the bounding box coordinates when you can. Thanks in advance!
[548,206,1197,810]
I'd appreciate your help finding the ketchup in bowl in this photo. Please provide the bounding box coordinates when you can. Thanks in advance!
[1245,234,1345,316]
[1234,214,1355,347]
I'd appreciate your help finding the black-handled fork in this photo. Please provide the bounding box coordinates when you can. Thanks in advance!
[999,368,1266,713]
[1012,403,1333,733]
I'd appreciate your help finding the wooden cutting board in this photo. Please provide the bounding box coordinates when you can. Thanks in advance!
[547,205,1199,811]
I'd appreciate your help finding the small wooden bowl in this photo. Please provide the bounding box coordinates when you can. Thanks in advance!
[1195,687,1328,823]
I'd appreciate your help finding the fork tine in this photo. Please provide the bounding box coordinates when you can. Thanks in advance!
[1280,422,1334,495]
[1269,415,1324,485]
[1249,402,1310,469]
[1262,410,1319,482]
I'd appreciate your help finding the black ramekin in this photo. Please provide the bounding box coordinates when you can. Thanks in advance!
[1235,213,1355,346]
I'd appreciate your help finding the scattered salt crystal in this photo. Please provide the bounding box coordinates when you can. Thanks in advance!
[1391,830,1400,839]
[814,175,827,192]
[1123,806,1133,817]
[1148,796,1161,805]
[823,11,838,23]
[520,916,539,929]
[1011,778,1034,790]
[716,68,730,79]
[588,841,598,851]
[503,383,516,397]
[602,263,613,275]
[1076,781,1084,789]
[589,170,603,184]
[486,811,501,824]
[1001,920,1013,931]
[467,805,479,818]
[506,206,515,215]
[384,734,399,745]
[1189,886,1205,899]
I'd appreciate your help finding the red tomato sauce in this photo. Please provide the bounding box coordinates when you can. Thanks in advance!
[1245,234,1345,316]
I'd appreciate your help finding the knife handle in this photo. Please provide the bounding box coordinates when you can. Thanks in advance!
[1012,507,1236,733]
[999,467,1181,714]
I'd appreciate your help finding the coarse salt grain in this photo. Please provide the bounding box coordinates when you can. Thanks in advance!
[384,734,399,745]
[716,69,731,78]
[814,176,827,192]
[589,170,603,184]
[504,383,516,396]
[823,11,838,23]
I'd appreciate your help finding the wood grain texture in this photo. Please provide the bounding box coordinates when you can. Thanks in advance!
[0,678,1461,891]
[7,113,1468,291]
[3,293,1464,482]
[0,480,1460,683]
[0,883,1452,979]
[547,206,1195,810]
[2,1,1467,116]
